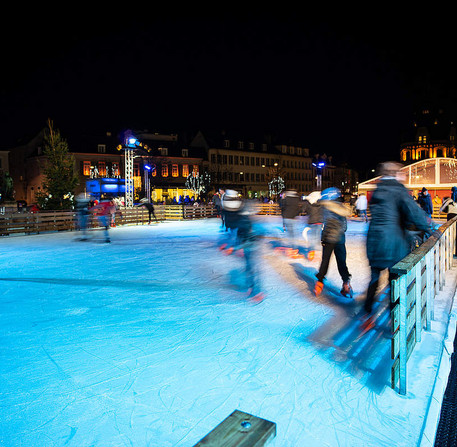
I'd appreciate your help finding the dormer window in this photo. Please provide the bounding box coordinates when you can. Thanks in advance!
[182,149,188,157]
[238,141,244,150]
[159,147,168,156]
[224,139,230,148]
[98,144,106,153]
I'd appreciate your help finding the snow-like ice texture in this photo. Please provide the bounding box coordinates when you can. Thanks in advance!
[0,215,456,447]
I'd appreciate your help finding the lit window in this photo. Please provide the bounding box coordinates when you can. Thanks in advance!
[98,161,106,176]
[182,164,189,177]
[192,165,199,177]
[162,165,168,177]
[83,161,91,176]
[134,163,140,176]
[172,164,179,177]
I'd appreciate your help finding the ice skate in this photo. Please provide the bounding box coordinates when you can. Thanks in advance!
[247,288,265,304]
[340,281,353,298]
[314,281,324,297]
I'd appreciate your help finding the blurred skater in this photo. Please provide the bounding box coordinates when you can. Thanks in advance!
[74,193,91,240]
[212,189,225,230]
[364,162,432,317]
[91,199,115,243]
[302,191,322,260]
[136,200,158,224]
[355,193,368,222]
[220,190,264,302]
[279,189,302,250]
[314,187,353,298]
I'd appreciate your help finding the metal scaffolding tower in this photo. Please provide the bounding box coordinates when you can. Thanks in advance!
[124,147,135,208]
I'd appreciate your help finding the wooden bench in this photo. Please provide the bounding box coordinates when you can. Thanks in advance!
[193,409,276,447]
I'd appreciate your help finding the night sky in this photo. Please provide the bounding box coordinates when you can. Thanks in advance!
[1,10,456,173]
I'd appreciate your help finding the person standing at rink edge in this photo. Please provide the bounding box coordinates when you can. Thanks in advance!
[363,161,432,317]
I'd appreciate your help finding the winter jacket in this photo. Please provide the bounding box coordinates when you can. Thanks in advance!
[440,198,457,216]
[280,192,302,219]
[417,192,433,215]
[355,195,368,211]
[366,178,432,269]
[320,200,349,244]
[303,201,323,225]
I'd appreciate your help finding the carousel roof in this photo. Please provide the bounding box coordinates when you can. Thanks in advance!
[358,158,457,190]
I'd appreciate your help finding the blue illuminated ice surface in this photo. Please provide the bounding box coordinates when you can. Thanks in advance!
[0,216,454,446]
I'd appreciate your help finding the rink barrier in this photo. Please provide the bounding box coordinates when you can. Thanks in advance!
[390,216,457,395]
[193,409,276,447]
[0,205,219,236]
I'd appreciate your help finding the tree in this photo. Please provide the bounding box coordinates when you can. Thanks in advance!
[36,119,78,210]
[185,171,211,199]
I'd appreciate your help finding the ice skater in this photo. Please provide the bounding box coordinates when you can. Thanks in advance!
[364,162,432,317]
[74,193,91,240]
[355,193,368,222]
[136,200,158,224]
[279,189,302,250]
[314,187,353,298]
[219,190,264,302]
[91,199,116,242]
[302,191,322,260]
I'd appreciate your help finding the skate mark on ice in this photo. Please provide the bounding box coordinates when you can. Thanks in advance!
[306,287,392,393]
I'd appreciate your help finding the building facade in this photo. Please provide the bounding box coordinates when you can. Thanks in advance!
[400,106,457,163]
[5,127,347,206]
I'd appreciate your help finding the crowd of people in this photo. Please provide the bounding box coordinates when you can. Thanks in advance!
[213,161,447,328]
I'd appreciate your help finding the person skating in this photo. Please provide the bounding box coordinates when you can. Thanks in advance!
[314,187,352,298]
[136,200,158,224]
[91,199,115,242]
[363,162,432,318]
[220,190,264,303]
[302,191,322,260]
[355,193,368,222]
[74,193,91,240]
[279,189,302,252]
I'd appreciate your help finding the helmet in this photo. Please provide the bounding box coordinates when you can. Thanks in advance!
[320,187,341,201]
[221,190,243,210]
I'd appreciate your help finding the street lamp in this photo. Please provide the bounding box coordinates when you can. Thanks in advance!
[144,164,152,203]
[312,157,326,191]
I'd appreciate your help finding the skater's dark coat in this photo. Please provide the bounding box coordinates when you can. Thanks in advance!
[280,192,302,219]
[366,178,431,270]
[320,200,348,244]
[303,200,323,225]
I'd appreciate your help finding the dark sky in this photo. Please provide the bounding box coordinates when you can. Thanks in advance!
[1,10,456,173]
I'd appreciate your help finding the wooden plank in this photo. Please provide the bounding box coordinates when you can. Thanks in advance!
[391,303,416,358]
[193,410,276,447]
[391,329,416,390]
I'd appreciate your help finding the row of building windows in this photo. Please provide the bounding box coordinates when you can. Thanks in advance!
[82,161,199,178]
[222,141,308,156]
[210,154,311,169]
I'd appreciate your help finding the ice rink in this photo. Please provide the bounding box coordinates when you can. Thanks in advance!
[1,215,456,446]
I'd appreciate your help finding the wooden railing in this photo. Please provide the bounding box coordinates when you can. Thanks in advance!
[390,216,457,394]
[0,205,218,236]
